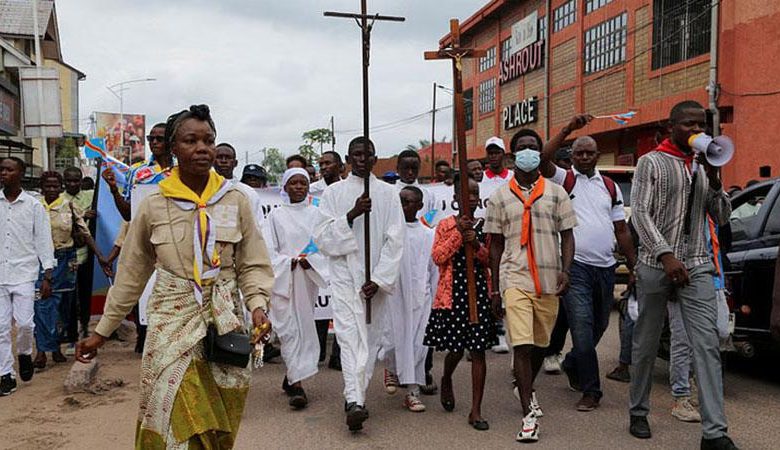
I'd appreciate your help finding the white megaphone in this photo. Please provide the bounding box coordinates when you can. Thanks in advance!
[688,133,734,167]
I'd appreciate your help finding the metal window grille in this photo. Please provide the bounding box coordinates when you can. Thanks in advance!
[501,38,512,62]
[464,88,474,130]
[479,46,497,72]
[583,12,628,74]
[652,0,711,70]
[586,0,614,14]
[539,16,547,40]
[478,78,496,114]
[553,0,577,32]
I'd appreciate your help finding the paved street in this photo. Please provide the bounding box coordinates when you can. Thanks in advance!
[2,311,778,449]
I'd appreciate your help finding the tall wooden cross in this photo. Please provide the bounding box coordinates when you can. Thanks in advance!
[425,19,486,324]
[324,1,404,324]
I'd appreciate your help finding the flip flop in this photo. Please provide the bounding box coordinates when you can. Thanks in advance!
[440,376,455,412]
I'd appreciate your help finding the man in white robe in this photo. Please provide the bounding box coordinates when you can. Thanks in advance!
[314,137,405,431]
[264,168,328,409]
[384,186,437,412]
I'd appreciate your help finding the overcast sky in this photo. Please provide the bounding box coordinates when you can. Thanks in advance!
[57,0,481,162]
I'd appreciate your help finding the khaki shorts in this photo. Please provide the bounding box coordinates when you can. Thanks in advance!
[503,288,559,348]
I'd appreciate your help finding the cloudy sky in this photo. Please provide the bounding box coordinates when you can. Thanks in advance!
[57,0,481,162]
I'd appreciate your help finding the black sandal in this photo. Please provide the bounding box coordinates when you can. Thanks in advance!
[468,417,490,431]
[440,376,455,412]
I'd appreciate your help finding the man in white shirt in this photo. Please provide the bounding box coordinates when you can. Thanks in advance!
[310,151,344,197]
[0,157,56,396]
[314,137,405,431]
[213,143,265,229]
[540,115,637,411]
[479,136,514,218]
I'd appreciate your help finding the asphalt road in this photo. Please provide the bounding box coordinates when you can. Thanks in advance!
[235,311,780,449]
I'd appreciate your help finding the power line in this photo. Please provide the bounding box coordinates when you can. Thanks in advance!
[335,104,453,134]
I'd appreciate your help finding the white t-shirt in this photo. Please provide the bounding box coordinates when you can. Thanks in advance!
[477,168,513,218]
[550,165,625,267]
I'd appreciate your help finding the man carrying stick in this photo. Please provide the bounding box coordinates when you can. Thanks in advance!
[314,137,404,431]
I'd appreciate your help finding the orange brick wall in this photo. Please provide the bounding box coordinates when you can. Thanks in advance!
[551,38,577,86]
[584,70,627,116]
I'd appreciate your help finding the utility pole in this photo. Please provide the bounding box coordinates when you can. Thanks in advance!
[708,0,720,136]
[430,82,437,181]
[245,150,249,166]
[330,116,336,152]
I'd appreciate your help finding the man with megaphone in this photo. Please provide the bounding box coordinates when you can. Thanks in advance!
[627,101,738,450]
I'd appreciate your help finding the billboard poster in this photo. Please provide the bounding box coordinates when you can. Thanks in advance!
[94,111,146,164]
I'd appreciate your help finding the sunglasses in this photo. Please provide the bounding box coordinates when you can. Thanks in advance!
[146,135,165,142]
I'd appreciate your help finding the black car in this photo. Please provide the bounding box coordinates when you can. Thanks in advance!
[725,178,780,355]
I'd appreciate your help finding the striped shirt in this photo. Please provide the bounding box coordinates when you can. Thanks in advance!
[484,179,578,294]
[630,151,731,269]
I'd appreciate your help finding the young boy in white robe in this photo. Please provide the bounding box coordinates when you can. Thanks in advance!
[264,168,328,410]
[383,186,437,412]
[314,137,405,431]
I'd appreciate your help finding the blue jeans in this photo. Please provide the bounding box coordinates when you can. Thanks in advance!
[34,248,76,353]
[561,261,616,398]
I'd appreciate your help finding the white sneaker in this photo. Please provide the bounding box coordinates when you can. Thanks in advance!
[64,344,76,357]
[512,387,544,418]
[543,354,562,374]
[404,392,426,412]
[492,334,510,354]
[516,412,539,442]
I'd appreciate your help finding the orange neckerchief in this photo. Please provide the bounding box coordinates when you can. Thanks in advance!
[707,216,721,276]
[508,176,546,297]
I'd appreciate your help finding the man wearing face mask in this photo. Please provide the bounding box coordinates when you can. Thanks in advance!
[485,129,577,443]
[540,115,637,412]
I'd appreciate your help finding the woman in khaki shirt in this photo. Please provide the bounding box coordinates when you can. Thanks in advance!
[34,171,105,369]
[77,105,273,449]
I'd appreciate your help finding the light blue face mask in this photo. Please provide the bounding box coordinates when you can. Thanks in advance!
[514,149,540,172]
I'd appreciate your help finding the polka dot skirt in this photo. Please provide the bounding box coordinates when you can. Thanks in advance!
[424,227,497,353]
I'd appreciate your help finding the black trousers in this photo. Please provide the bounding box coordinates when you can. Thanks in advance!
[545,302,569,356]
[76,257,94,336]
[315,319,340,362]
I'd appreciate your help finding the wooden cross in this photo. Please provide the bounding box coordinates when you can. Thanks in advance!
[324,1,404,324]
[425,19,486,324]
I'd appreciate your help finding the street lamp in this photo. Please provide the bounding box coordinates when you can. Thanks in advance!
[107,77,156,163]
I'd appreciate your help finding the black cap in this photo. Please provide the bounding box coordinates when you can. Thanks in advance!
[242,164,267,179]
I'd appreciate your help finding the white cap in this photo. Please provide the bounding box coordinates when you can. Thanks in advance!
[485,136,505,152]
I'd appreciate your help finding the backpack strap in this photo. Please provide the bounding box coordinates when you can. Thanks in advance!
[562,169,576,196]
[601,175,621,207]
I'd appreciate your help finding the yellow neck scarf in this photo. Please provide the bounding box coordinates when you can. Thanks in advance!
[43,195,64,212]
[159,168,227,304]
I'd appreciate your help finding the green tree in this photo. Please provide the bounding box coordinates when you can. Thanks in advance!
[297,144,318,164]
[261,147,285,184]
[301,128,334,155]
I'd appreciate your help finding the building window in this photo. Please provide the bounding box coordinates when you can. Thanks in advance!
[586,0,613,14]
[539,16,547,40]
[652,0,711,70]
[479,46,497,72]
[464,88,474,130]
[501,38,512,63]
[553,0,577,32]
[584,12,627,74]
[478,78,496,114]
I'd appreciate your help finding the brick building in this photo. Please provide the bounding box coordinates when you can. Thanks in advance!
[440,0,780,186]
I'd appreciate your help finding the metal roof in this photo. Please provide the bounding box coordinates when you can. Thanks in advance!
[0,0,53,38]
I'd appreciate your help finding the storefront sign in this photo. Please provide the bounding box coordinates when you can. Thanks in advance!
[510,11,538,54]
[499,40,544,85]
[503,97,538,130]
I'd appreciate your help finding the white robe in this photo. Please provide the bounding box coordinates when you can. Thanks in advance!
[231,178,265,230]
[264,202,328,384]
[385,222,437,386]
[313,174,405,405]
[395,180,436,220]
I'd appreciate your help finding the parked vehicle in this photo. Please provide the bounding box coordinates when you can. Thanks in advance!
[725,178,780,356]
